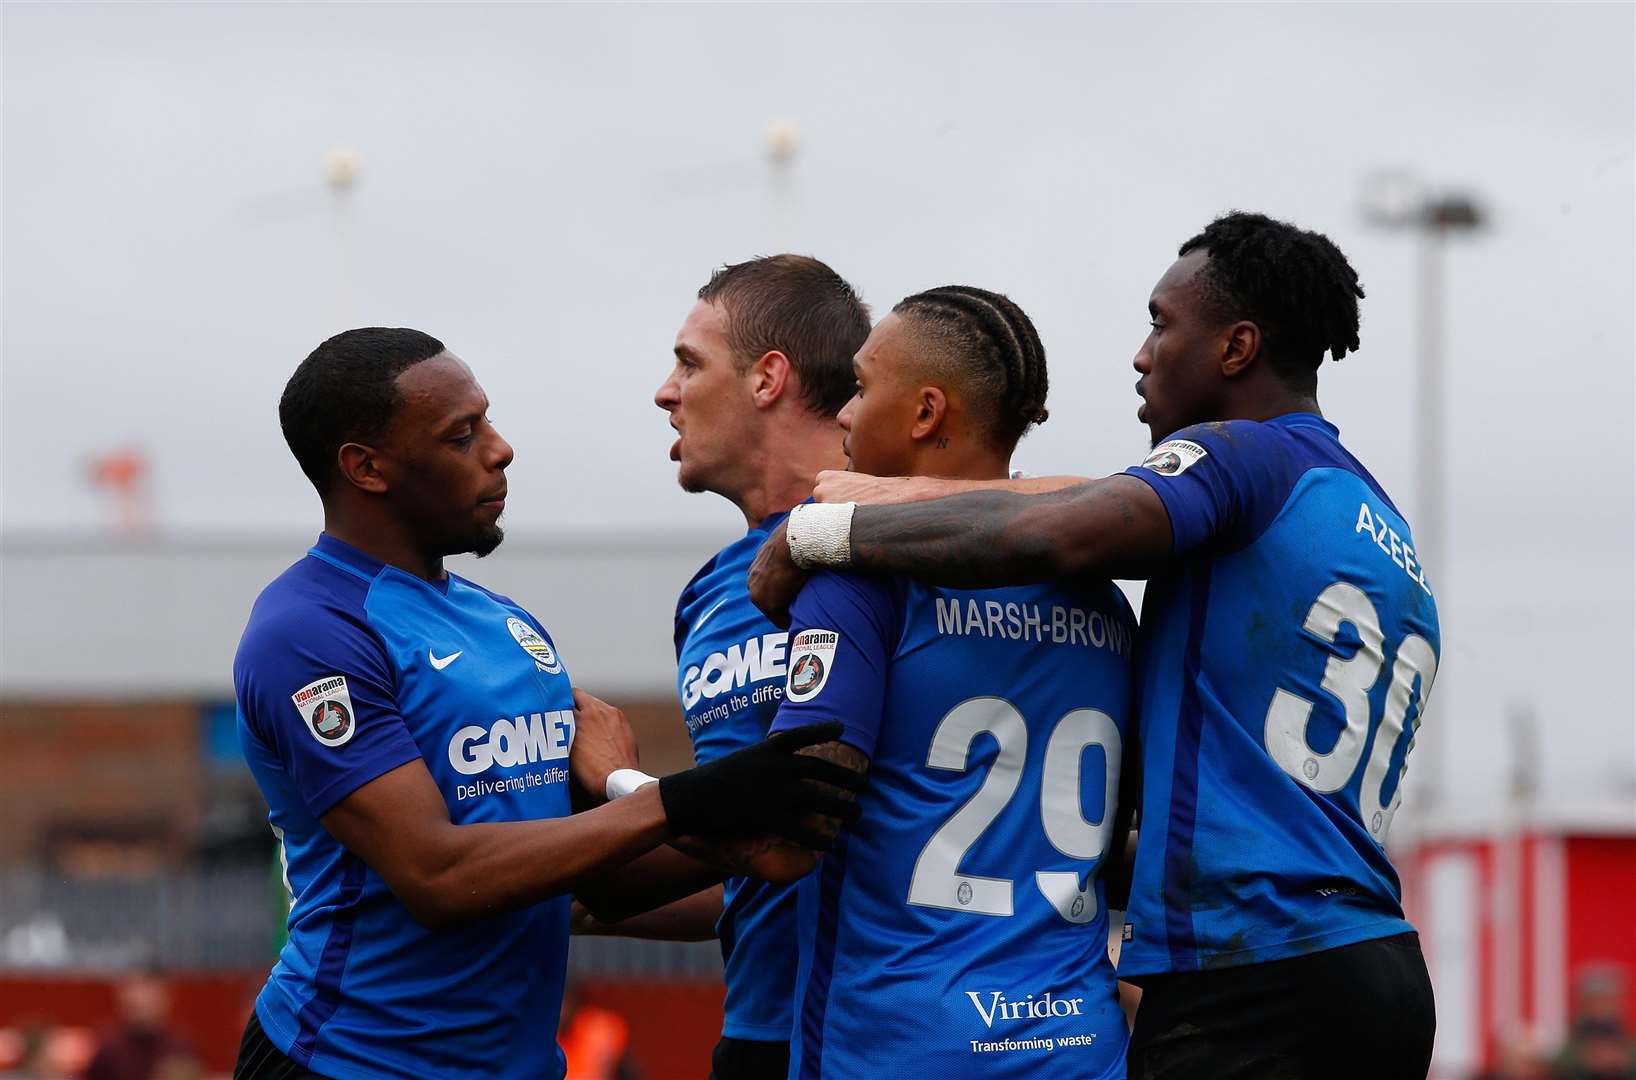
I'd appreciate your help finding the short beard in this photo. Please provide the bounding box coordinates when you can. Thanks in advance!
[676,462,710,495]
[470,524,505,558]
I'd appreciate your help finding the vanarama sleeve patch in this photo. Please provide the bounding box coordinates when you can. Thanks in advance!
[1140,439,1208,476]
[292,674,358,747]
[786,629,841,703]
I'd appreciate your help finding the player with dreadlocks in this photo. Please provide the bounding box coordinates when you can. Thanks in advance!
[751,213,1441,1079]
[731,285,1137,1079]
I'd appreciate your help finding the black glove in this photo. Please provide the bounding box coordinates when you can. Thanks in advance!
[658,721,866,848]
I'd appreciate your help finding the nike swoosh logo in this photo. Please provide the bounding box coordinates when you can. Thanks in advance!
[428,649,463,670]
[692,597,730,633]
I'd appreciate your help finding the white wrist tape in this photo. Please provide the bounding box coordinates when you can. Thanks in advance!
[787,501,856,569]
[605,768,658,801]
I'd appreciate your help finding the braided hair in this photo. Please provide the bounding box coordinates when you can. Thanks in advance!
[1178,212,1365,388]
[890,285,1049,448]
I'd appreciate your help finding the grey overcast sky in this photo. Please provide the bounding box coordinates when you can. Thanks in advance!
[3,2,1633,808]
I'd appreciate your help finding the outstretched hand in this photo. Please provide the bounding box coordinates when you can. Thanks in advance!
[658,721,865,849]
[747,519,807,629]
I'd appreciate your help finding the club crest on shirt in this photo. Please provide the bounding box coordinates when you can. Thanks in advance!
[507,617,563,674]
[291,675,357,747]
[786,629,840,703]
[1140,439,1207,476]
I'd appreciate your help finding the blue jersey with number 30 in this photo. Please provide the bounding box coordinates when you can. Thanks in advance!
[1119,413,1440,977]
[771,572,1136,1080]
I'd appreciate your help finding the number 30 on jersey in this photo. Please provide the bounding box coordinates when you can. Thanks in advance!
[1265,581,1437,844]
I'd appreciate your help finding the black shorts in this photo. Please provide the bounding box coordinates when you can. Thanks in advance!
[1128,931,1435,1080]
[709,1036,789,1080]
[234,1012,330,1080]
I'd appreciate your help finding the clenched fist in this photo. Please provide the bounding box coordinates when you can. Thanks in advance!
[812,470,938,506]
[568,687,640,801]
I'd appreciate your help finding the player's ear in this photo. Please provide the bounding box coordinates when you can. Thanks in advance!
[1220,321,1262,378]
[748,350,793,409]
[336,442,390,495]
[909,386,948,442]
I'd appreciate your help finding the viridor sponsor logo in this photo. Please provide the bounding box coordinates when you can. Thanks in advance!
[681,632,788,709]
[448,710,575,776]
[964,990,1086,1029]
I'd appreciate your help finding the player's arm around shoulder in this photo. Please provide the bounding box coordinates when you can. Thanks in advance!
[1121,419,1302,556]
[810,468,1089,506]
[751,470,1175,623]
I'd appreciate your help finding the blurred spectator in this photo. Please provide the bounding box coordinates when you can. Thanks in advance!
[0,1024,61,1079]
[0,1024,92,1080]
[1472,1028,1553,1080]
[558,982,637,1080]
[1553,964,1636,1080]
[81,974,199,1080]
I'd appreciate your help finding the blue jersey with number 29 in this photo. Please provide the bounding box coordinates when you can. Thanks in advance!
[771,571,1136,1080]
[1118,413,1440,977]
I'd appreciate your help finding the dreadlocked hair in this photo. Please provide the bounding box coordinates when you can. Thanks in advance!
[890,285,1049,448]
[1178,211,1365,388]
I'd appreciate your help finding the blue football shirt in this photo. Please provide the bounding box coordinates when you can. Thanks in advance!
[1118,413,1440,977]
[771,571,1136,1079]
[673,512,798,1042]
[234,533,577,1079]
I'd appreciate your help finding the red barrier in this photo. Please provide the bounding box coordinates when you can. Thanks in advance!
[0,972,724,1077]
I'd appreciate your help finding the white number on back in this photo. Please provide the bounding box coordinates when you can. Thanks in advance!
[907,698,1120,923]
[1265,581,1437,844]
[1036,708,1121,924]
[271,823,294,906]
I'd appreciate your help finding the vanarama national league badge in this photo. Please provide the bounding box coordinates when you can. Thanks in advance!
[786,628,840,703]
[1140,439,1208,476]
[292,675,357,747]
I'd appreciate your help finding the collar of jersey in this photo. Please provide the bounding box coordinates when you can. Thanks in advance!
[753,508,792,536]
[1268,411,1338,436]
[307,532,451,595]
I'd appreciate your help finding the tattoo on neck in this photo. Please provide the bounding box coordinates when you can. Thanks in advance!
[936,437,949,449]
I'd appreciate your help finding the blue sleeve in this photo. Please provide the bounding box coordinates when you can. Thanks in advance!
[234,600,423,818]
[767,571,897,758]
[1122,420,1299,554]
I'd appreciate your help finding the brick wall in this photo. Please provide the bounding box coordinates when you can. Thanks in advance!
[0,702,204,868]
[0,695,695,868]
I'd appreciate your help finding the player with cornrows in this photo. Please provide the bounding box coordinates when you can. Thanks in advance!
[746,285,1136,1079]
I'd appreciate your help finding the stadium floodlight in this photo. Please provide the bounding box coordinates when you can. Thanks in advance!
[764,119,801,249]
[325,145,362,191]
[765,119,800,166]
[1362,171,1486,232]
[1360,173,1486,814]
[1360,170,1426,228]
[324,146,362,329]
